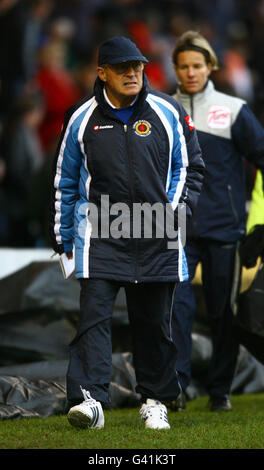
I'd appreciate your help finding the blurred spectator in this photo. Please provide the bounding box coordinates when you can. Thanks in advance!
[50,0,110,62]
[22,0,54,80]
[33,40,81,152]
[0,0,54,118]
[223,48,254,102]
[126,18,154,55]
[221,22,255,103]
[0,0,27,116]
[1,91,45,246]
[47,16,77,69]
[160,12,193,92]
[74,59,98,97]
[127,18,169,92]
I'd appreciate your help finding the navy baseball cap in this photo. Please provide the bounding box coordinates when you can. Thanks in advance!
[97,36,148,66]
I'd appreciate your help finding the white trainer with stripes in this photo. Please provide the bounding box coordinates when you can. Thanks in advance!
[67,387,104,429]
[140,399,170,429]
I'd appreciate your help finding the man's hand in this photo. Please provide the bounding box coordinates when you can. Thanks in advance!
[66,251,73,259]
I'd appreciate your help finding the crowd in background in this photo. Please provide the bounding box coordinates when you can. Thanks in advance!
[0,0,264,248]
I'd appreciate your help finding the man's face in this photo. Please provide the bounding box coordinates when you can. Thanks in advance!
[175,50,212,95]
[97,61,144,107]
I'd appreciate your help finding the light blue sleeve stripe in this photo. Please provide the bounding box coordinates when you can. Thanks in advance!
[57,108,90,246]
[146,95,173,193]
[147,94,189,281]
[147,94,187,207]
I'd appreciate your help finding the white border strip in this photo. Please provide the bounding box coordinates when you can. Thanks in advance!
[77,99,98,277]
[147,94,189,210]
[53,97,96,244]
[146,95,173,192]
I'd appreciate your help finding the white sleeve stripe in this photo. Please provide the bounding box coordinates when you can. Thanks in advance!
[77,102,98,278]
[171,168,186,211]
[82,182,92,278]
[146,95,173,192]
[147,94,188,210]
[78,100,98,200]
[178,227,184,281]
[53,97,96,244]
[77,101,98,278]
[148,93,189,167]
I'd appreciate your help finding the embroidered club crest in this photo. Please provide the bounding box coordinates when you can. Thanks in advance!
[133,120,151,137]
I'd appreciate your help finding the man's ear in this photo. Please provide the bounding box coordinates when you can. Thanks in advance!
[97,66,106,82]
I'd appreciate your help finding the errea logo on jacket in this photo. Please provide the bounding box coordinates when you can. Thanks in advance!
[184,115,195,130]
[93,125,114,131]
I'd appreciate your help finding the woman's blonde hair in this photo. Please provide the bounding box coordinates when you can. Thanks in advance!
[172,30,219,70]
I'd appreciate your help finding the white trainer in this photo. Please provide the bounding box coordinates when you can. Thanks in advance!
[140,399,170,429]
[67,387,104,429]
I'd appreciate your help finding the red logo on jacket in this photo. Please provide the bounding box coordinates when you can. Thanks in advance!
[184,115,195,130]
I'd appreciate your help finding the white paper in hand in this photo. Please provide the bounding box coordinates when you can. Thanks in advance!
[59,250,75,279]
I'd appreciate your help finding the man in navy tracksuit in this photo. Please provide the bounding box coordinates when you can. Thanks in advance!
[50,36,204,429]
[172,31,264,411]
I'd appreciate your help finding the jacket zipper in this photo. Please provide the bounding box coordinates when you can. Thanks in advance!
[227,185,239,224]
[190,95,194,120]
[124,124,139,283]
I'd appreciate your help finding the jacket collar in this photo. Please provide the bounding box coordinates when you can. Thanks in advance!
[94,73,150,114]
[176,79,215,105]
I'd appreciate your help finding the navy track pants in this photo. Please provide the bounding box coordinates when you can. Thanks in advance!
[66,279,181,405]
[172,239,240,398]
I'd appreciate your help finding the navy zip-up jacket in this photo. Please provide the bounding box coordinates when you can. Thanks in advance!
[174,80,264,243]
[50,75,204,282]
